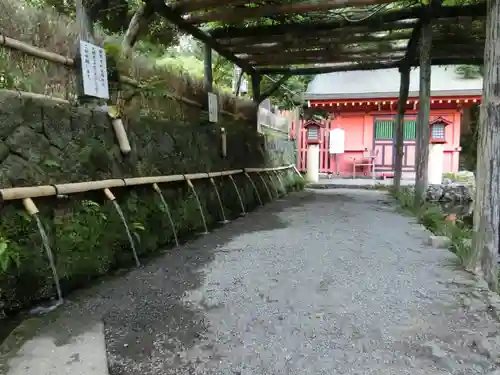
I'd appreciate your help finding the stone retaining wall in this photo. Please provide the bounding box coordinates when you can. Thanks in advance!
[0,90,300,317]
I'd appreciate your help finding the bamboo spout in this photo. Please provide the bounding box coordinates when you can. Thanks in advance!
[104,188,116,201]
[108,106,131,155]
[23,198,39,215]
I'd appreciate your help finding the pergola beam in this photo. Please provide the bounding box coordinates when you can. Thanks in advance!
[227,31,416,54]
[147,0,255,73]
[185,0,395,25]
[256,57,483,75]
[218,21,419,47]
[208,3,486,39]
[239,45,409,61]
[253,53,408,67]
[236,36,484,58]
[219,16,474,49]
[249,47,482,67]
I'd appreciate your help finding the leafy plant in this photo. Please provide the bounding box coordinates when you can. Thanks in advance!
[0,236,20,272]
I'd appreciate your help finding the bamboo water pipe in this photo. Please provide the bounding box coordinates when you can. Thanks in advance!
[221,127,227,158]
[23,198,39,216]
[0,165,296,202]
[107,106,131,155]
[123,175,185,186]
[103,188,116,201]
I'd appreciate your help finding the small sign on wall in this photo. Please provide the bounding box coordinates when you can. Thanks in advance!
[79,40,109,99]
[208,92,218,123]
[329,128,345,154]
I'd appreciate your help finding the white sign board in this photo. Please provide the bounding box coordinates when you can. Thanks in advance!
[232,65,248,94]
[329,128,345,154]
[79,40,109,99]
[208,92,218,123]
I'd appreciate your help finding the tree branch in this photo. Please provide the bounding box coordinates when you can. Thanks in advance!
[258,73,292,102]
[122,1,156,58]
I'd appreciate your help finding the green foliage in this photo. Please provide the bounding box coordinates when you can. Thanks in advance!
[0,237,20,273]
[393,188,474,267]
[27,0,179,48]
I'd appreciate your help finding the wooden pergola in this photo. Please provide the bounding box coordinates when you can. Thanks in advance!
[145,0,485,103]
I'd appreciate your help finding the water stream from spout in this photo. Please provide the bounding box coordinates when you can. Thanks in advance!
[110,200,140,267]
[274,171,287,194]
[187,180,209,234]
[154,187,180,247]
[258,172,274,201]
[267,172,281,197]
[30,214,63,315]
[244,172,263,205]
[210,178,229,223]
[229,175,246,215]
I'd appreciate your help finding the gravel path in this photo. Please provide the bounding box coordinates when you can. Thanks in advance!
[54,189,500,374]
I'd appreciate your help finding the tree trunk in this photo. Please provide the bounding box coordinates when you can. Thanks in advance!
[413,16,432,209]
[470,0,500,291]
[393,65,410,193]
[122,2,155,58]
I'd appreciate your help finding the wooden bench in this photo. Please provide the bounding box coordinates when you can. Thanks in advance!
[351,149,379,180]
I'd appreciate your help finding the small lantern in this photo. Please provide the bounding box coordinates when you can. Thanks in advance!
[429,116,452,144]
[303,119,325,145]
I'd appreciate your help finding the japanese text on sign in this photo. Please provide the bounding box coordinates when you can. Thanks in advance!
[79,40,109,99]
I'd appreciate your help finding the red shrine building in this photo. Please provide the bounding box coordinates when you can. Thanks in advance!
[294,66,482,178]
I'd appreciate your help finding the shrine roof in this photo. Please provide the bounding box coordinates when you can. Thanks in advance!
[304,65,482,100]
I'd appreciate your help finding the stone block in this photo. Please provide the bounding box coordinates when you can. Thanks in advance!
[428,235,452,249]
[0,91,24,140]
[42,102,74,149]
[5,126,51,163]
[1,319,109,375]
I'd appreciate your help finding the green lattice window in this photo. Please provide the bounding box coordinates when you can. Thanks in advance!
[375,119,417,140]
[403,120,416,140]
[375,120,393,140]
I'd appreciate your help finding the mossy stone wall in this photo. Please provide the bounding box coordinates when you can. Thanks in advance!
[0,90,300,317]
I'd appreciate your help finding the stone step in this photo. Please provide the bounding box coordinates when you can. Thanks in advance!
[0,315,109,375]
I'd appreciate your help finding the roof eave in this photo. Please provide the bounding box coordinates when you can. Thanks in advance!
[304,89,483,101]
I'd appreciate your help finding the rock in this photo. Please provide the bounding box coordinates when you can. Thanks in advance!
[429,235,452,249]
[426,182,473,202]
[442,177,453,185]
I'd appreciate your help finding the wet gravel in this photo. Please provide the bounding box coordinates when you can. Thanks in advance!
[55,189,500,374]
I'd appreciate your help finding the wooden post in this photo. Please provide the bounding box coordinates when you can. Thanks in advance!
[470,1,500,291]
[75,0,97,102]
[294,107,301,168]
[204,44,213,92]
[414,15,432,208]
[393,64,410,192]
[252,73,261,103]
